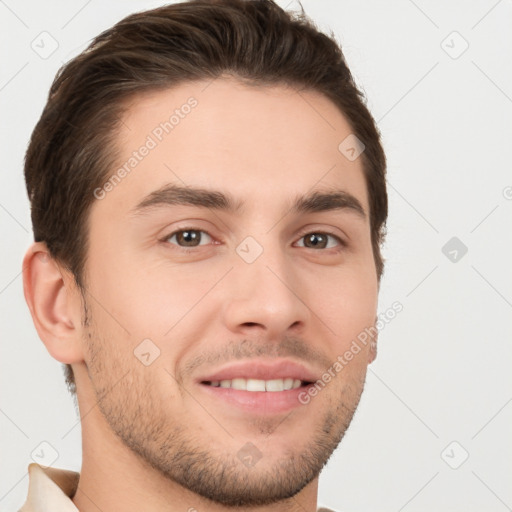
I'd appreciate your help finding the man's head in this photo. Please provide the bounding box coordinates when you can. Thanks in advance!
[22,0,387,507]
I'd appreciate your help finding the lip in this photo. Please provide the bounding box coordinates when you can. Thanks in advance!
[198,381,315,414]
[194,359,319,415]
[195,359,320,384]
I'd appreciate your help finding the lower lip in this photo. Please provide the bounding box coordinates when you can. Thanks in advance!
[198,382,313,414]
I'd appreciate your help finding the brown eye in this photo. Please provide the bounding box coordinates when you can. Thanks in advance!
[165,229,213,248]
[296,232,344,250]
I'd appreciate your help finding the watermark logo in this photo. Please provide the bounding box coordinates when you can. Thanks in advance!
[236,236,264,264]
[31,441,59,467]
[442,236,468,263]
[441,441,469,469]
[134,338,161,366]
[338,134,365,161]
[237,442,262,468]
[31,31,59,59]
[441,31,469,60]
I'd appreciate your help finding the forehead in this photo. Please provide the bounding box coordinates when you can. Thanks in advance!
[91,77,369,222]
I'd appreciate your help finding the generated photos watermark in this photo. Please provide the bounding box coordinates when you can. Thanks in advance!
[298,301,403,405]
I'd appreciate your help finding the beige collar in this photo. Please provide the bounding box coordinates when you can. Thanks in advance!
[19,463,80,512]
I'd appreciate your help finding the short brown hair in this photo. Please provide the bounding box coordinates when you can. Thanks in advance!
[24,0,387,396]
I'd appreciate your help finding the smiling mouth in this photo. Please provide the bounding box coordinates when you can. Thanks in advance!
[201,378,313,392]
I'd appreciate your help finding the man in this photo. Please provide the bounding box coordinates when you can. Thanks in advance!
[21,0,387,510]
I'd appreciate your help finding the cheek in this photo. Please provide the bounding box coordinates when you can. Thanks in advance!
[308,265,378,335]
[308,273,377,374]
[90,252,226,342]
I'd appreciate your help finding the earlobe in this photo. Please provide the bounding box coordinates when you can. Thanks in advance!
[22,242,85,365]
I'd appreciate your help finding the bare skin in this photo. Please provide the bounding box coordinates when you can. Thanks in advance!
[23,76,378,512]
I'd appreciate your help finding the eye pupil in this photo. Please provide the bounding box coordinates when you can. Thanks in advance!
[305,233,327,248]
[177,230,200,246]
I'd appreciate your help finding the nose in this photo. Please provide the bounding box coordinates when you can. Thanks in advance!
[221,243,311,339]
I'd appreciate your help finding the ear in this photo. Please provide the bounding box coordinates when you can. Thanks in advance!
[22,242,85,365]
[368,317,378,364]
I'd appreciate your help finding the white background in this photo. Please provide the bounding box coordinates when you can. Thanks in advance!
[1,1,511,511]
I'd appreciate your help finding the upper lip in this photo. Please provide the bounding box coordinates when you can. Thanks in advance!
[196,359,320,383]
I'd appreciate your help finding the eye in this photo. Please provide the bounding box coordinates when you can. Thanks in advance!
[163,228,213,248]
[295,231,345,250]
[161,228,346,253]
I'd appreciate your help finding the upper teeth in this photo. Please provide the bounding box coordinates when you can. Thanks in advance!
[207,378,303,391]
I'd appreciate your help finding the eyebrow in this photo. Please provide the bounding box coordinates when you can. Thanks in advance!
[129,184,366,220]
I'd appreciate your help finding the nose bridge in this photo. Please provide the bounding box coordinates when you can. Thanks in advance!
[222,233,310,336]
[242,228,293,283]
[243,242,291,301]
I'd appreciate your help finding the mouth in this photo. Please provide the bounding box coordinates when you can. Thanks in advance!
[200,378,314,391]
[195,360,319,414]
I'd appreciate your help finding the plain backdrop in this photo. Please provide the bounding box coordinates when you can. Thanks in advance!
[1,1,511,511]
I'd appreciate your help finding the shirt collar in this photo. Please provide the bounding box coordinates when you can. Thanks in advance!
[19,463,80,512]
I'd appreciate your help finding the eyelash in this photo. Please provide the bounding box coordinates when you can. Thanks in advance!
[161,227,346,253]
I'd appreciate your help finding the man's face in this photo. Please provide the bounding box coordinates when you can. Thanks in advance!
[77,77,378,506]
